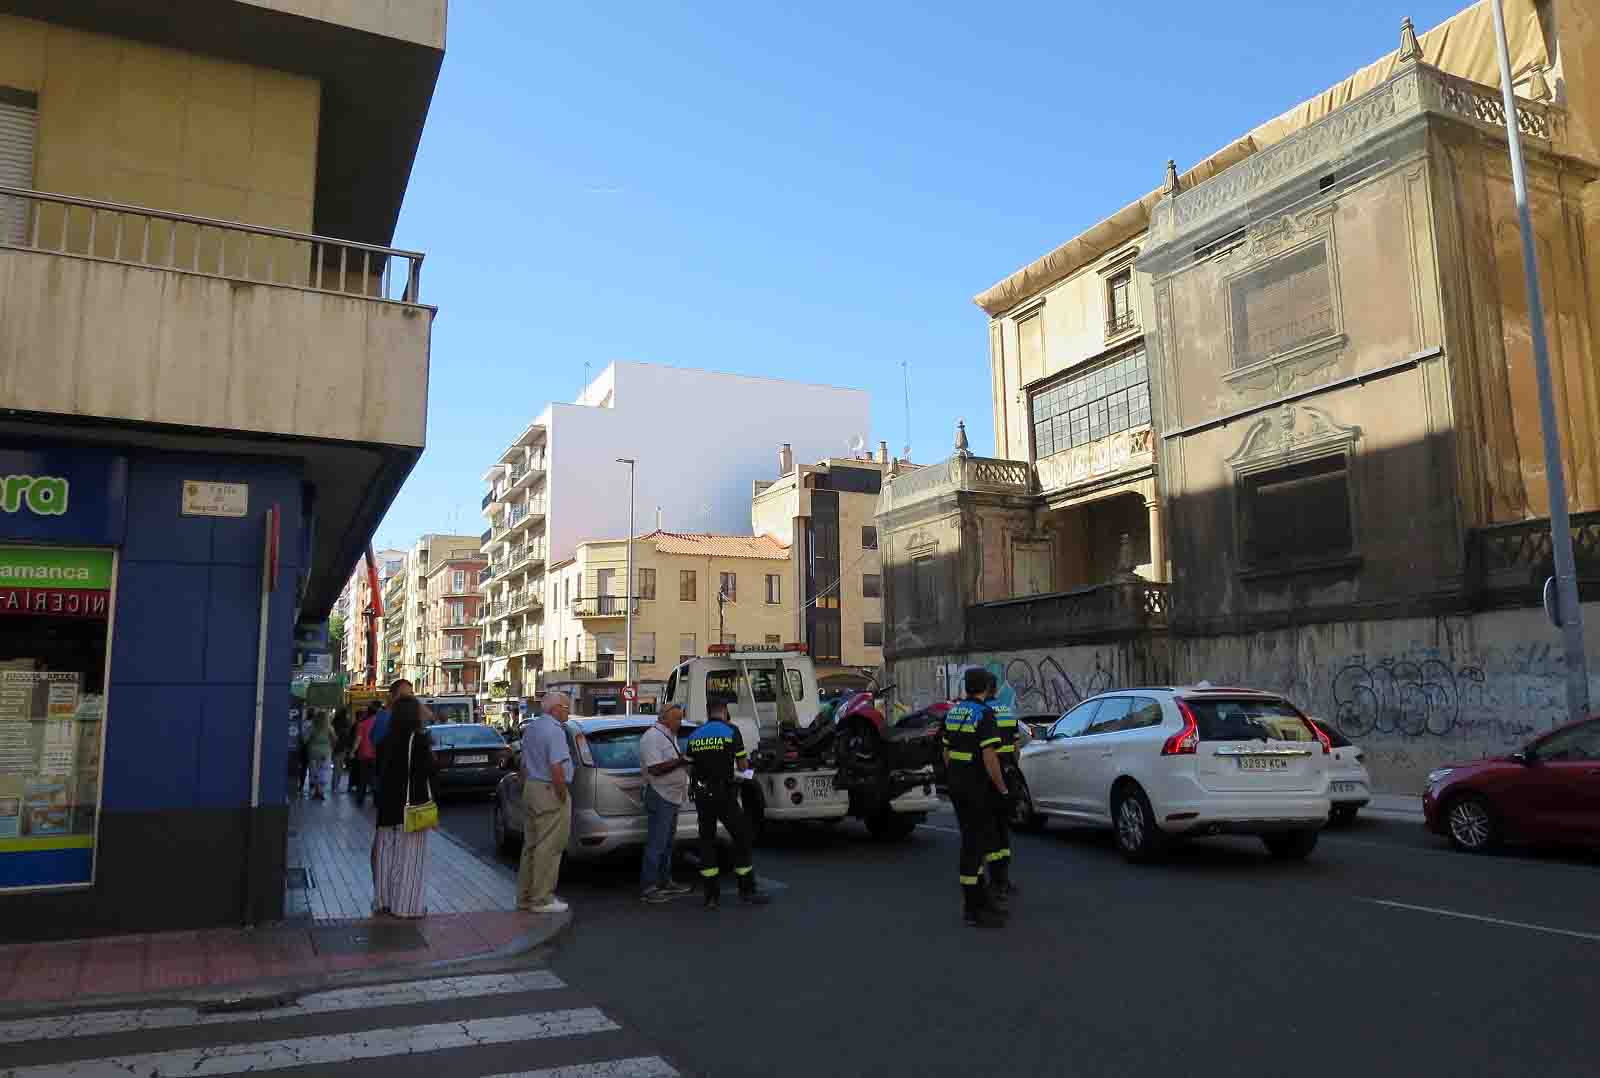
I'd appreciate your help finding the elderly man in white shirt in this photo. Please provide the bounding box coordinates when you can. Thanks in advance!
[638,703,694,903]
[517,691,574,914]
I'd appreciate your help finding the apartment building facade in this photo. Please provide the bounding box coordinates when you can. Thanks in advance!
[537,531,792,715]
[420,544,486,697]
[752,443,900,691]
[878,1,1600,794]
[341,548,404,682]
[0,1,445,940]
[478,362,871,718]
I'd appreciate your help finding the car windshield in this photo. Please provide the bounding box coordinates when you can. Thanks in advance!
[429,725,505,750]
[1184,698,1316,742]
[426,701,473,724]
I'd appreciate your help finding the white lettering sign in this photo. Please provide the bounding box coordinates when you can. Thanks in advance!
[181,481,249,518]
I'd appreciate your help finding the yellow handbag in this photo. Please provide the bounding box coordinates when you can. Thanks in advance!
[402,732,439,833]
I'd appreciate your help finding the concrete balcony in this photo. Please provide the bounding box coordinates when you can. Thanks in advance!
[968,581,1170,651]
[0,185,434,616]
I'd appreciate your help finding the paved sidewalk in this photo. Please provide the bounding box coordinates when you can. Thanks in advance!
[0,792,560,1010]
[1365,793,1425,820]
[288,788,518,920]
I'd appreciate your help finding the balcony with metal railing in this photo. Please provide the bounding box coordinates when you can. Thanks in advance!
[571,595,631,618]
[0,185,438,620]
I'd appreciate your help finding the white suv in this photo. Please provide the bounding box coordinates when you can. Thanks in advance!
[1015,687,1333,862]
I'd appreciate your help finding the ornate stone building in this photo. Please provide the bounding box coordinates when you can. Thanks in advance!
[879,2,1600,793]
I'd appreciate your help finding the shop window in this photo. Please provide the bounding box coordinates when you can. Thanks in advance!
[1240,454,1352,568]
[0,546,114,892]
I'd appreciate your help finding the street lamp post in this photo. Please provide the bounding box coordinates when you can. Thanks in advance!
[616,458,636,716]
[1489,0,1590,723]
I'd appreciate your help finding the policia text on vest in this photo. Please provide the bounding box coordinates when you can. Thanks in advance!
[943,668,1011,928]
[685,702,771,909]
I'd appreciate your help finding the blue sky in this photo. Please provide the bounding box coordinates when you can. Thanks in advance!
[375,0,1466,548]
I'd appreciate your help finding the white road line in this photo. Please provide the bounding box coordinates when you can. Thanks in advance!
[484,1058,680,1078]
[1362,898,1600,943]
[0,970,565,1045]
[917,824,960,835]
[2,1009,617,1078]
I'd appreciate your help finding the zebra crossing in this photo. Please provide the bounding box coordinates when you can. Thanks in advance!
[0,970,680,1078]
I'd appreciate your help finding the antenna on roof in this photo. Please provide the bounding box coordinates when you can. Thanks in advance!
[902,360,912,462]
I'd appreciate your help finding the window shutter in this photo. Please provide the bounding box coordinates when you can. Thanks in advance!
[0,91,39,245]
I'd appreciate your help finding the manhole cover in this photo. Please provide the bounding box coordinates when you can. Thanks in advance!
[309,922,427,956]
[285,868,312,891]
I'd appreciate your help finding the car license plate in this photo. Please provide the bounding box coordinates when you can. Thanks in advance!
[456,754,490,765]
[1331,781,1358,793]
[1237,757,1288,771]
[806,776,835,798]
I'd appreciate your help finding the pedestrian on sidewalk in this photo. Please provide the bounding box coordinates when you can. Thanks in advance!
[372,695,437,918]
[331,708,355,794]
[352,703,379,804]
[305,709,335,801]
[293,710,311,796]
[370,679,412,800]
[638,703,693,903]
[517,691,573,914]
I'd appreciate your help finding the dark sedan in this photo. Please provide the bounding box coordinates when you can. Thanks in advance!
[1423,716,1600,852]
[428,723,516,798]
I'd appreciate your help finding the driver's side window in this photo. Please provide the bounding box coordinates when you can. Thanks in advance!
[1050,699,1102,740]
[1535,720,1600,762]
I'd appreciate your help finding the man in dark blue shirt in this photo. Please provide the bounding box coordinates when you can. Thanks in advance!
[686,701,769,910]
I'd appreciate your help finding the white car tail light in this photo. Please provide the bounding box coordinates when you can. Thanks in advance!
[1162,700,1200,755]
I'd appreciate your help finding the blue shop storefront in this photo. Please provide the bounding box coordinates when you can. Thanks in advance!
[0,443,310,941]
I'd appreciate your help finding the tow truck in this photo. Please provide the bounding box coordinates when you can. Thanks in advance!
[660,643,940,840]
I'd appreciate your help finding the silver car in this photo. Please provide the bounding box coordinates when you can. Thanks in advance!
[492,717,700,859]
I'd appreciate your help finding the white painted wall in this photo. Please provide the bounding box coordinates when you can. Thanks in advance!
[544,362,870,565]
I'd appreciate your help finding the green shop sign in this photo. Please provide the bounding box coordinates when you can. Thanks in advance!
[0,475,68,516]
[0,547,113,590]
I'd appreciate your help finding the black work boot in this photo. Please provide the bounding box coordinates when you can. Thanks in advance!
[989,860,1012,908]
[962,884,1003,928]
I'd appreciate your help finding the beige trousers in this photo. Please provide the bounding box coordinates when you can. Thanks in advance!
[517,779,571,908]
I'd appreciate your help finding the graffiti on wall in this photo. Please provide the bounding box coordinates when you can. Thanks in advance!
[1331,656,1487,739]
[991,655,1114,716]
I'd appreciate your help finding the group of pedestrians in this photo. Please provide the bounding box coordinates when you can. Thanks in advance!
[511,691,770,916]
[946,667,1021,928]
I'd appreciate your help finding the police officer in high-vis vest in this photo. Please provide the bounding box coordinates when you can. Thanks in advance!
[943,667,1009,928]
[985,672,1019,903]
[686,701,770,910]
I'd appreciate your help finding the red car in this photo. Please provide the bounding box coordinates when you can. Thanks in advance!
[1423,717,1600,852]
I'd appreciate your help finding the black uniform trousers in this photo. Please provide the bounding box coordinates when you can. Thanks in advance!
[694,783,756,897]
[988,759,1020,890]
[949,775,999,912]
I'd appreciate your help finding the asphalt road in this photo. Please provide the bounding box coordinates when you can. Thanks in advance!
[432,797,1600,1078]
